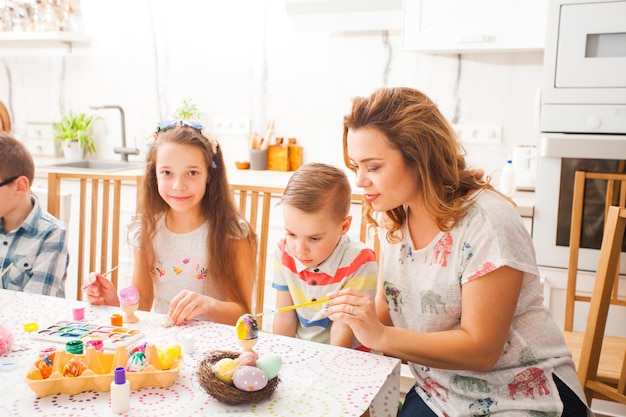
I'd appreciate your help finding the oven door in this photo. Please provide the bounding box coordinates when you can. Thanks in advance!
[533,133,626,273]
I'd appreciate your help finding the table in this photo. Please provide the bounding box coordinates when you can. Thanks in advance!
[0,290,400,416]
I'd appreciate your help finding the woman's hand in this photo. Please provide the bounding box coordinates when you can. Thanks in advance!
[83,272,120,306]
[168,289,212,326]
[326,288,385,350]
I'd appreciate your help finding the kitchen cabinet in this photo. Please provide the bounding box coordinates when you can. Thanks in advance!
[284,0,402,32]
[403,0,548,53]
[0,32,88,55]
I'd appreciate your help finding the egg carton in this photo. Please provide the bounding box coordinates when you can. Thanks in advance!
[24,343,182,397]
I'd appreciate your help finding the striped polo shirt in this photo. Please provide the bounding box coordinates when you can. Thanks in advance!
[272,235,377,346]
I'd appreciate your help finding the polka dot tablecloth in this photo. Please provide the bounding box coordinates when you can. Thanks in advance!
[0,290,400,417]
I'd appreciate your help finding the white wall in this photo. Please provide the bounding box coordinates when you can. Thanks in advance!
[1,0,543,182]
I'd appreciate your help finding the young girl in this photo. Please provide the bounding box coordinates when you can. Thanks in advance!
[327,87,590,416]
[85,121,257,326]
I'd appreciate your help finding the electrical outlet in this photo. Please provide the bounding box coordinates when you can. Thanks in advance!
[453,124,502,144]
[213,119,250,136]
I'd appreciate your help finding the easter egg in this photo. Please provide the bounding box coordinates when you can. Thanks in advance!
[36,358,52,379]
[235,314,259,340]
[212,357,238,385]
[118,285,140,306]
[126,351,147,372]
[157,343,181,370]
[233,365,268,392]
[255,354,282,380]
[62,357,87,377]
[236,351,257,367]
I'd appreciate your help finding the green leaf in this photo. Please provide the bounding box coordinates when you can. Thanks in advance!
[52,110,99,156]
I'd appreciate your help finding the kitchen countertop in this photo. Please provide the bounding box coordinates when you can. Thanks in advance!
[33,158,535,218]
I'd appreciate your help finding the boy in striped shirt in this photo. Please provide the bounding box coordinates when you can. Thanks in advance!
[272,163,377,348]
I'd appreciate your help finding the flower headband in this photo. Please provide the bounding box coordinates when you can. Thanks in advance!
[150,120,219,168]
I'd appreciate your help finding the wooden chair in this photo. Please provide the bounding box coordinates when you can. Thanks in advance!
[563,171,626,396]
[47,172,143,300]
[230,184,284,328]
[565,171,626,331]
[229,184,378,329]
[575,205,626,405]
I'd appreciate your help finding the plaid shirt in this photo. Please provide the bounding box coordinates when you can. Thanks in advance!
[1,196,68,297]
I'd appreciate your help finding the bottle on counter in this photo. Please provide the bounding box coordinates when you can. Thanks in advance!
[499,158,516,195]
[110,366,130,413]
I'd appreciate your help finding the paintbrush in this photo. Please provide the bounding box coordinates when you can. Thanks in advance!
[255,296,330,317]
[82,265,120,290]
[0,263,12,279]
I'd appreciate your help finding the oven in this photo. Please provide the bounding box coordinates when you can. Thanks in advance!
[533,0,626,273]
[533,134,626,273]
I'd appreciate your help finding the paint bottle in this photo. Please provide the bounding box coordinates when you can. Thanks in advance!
[110,366,130,413]
[499,158,516,195]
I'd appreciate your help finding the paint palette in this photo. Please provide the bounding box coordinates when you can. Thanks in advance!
[32,320,144,350]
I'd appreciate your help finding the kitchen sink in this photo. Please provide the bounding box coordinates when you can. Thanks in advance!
[41,160,145,173]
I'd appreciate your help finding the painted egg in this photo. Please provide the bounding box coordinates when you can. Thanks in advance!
[118,285,140,306]
[235,313,259,340]
[126,351,147,372]
[212,357,238,385]
[36,358,53,379]
[255,354,282,380]
[157,343,181,370]
[232,365,268,392]
[62,357,87,377]
[236,351,257,367]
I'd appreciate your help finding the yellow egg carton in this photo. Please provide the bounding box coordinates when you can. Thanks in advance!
[24,343,182,397]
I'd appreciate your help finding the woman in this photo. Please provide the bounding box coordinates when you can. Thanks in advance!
[327,87,590,416]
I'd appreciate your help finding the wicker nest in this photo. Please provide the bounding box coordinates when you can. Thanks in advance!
[197,350,280,405]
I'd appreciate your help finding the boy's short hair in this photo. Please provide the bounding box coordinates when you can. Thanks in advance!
[281,162,352,223]
[0,132,35,185]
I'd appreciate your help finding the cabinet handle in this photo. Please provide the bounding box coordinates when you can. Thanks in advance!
[454,34,494,43]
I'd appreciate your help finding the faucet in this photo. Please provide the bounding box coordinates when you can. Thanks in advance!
[89,104,140,161]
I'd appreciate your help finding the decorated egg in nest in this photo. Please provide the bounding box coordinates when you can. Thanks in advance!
[212,357,238,385]
[232,365,268,392]
[256,354,282,380]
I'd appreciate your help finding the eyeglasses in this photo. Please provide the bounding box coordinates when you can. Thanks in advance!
[0,176,18,187]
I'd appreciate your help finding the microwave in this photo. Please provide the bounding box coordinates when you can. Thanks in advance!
[540,0,626,135]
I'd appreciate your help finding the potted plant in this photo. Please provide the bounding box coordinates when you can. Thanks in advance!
[53,110,98,161]
[172,98,203,121]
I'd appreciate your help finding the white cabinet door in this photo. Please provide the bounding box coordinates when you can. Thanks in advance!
[403,0,548,53]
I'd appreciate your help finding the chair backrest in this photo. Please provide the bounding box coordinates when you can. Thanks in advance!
[230,184,283,328]
[47,171,143,300]
[565,171,626,331]
[229,184,378,329]
[577,205,626,405]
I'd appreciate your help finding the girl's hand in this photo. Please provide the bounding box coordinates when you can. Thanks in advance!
[83,272,119,306]
[168,289,211,326]
[326,288,385,350]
